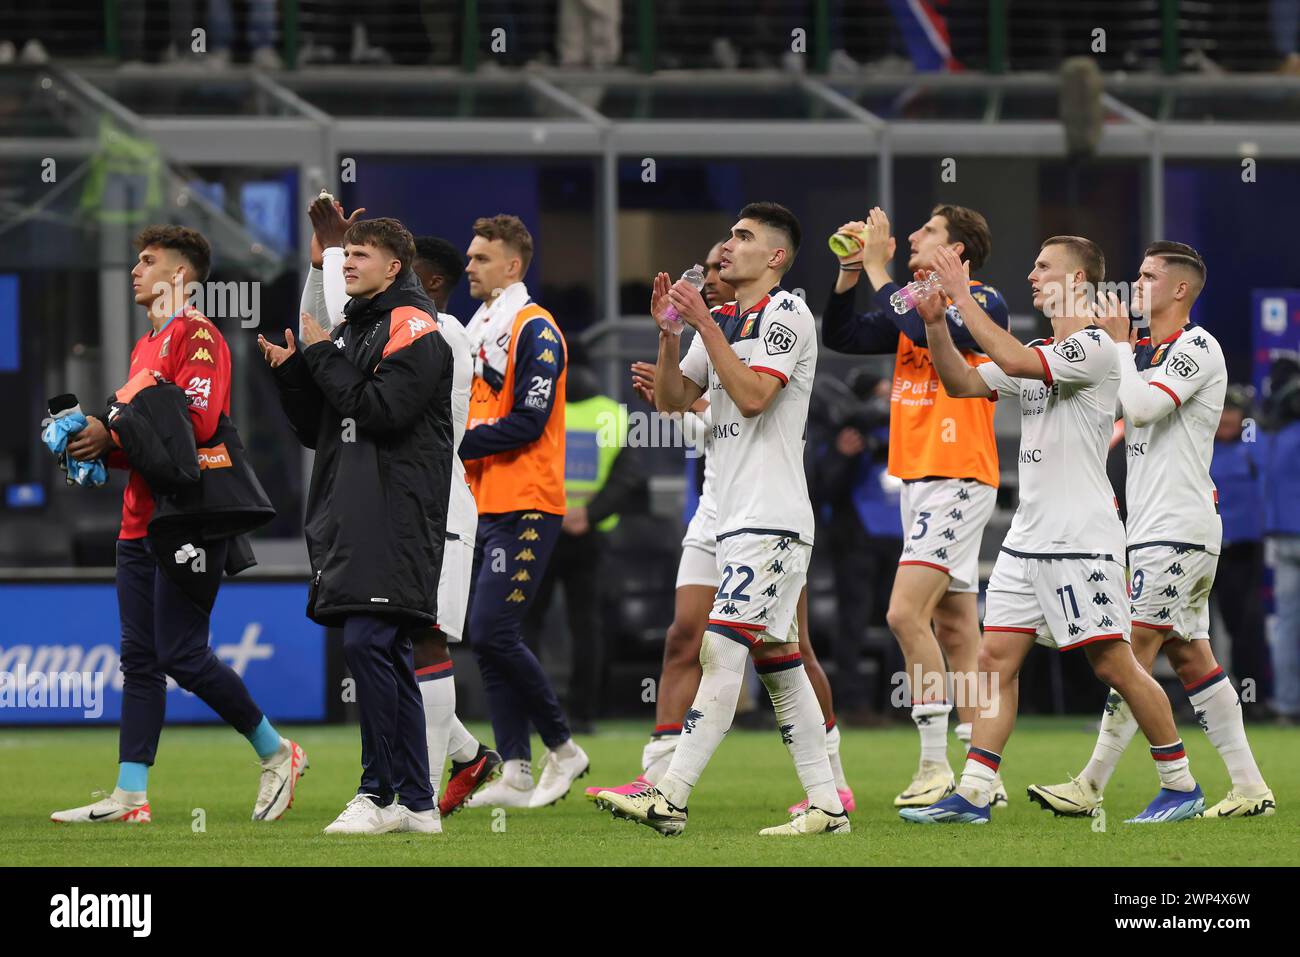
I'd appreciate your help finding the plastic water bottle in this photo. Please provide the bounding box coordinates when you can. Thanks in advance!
[827,230,864,258]
[663,264,707,335]
[889,271,943,315]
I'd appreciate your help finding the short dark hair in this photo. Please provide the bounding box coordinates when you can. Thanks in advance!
[931,204,991,271]
[1144,240,1206,294]
[1042,235,1105,286]
[414,236,467,283]
[343,217,416,272]
[737,201,801,273]
[135,225,211,282]
[472,214,534,274]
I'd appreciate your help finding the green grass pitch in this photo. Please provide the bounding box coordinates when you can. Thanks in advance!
[3,717,1296,866]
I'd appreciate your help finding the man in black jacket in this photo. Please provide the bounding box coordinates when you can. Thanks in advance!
[260,218,455,835]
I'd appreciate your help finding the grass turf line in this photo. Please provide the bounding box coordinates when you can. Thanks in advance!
[2,717,1295,866]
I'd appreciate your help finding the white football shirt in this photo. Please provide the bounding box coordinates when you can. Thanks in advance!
[679,287,817,544]
[977,326,1126,559]
[1122,324,1227,554]
[438,311,478,542]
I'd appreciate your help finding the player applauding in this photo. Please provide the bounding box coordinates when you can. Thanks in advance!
[1028,242,1274,820]
[900,237,1203,825]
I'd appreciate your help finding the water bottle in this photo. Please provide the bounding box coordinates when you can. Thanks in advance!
[827,230,864,258]
[663,264,707,335]
[889,271,943,315]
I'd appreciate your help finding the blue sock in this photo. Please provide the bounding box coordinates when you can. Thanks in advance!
[246,716,281,760]
[116,762,149,793]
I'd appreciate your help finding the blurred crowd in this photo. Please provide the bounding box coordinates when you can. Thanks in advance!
[3,1,1300,74]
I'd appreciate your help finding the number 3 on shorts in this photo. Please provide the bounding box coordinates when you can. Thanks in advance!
[910,511,931,541]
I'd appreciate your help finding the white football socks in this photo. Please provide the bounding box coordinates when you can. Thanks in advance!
[956,748,1000,807]
[501,759,534,791]
[1081,689,1138,792]
[824,721,849,792]
[1186,670,1266,791]
[912,700,952,767]
[418,678,455,801]
[1150,741,1196,792]
[657,632,748,809]
[758,656,843,814]
[446,715,479,764]
[641,734,678,785]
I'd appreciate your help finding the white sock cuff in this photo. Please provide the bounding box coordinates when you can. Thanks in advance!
[912,701,952,720]
[701,629,753,674]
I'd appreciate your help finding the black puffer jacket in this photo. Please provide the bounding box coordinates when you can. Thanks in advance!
[272,271,454,626]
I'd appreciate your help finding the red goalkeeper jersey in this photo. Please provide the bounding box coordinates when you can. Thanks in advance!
[112,307,231,539]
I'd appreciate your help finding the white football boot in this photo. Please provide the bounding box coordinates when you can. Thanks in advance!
[252,738,309,821]
[1026,774,1103,817]
[528,742,590,807]
[595,785,687,836]
[894,762,956,807]
[990,773,1009,808]
[323,794,401,835]
[51,789,151,824]
[759,806,851,836]
[1204,787,1276,818]
[465,759,536,808]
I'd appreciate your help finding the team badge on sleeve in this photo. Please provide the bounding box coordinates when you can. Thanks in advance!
[1168,352,1200,379]
[1053,338,1085,363]
[764,322,796,356]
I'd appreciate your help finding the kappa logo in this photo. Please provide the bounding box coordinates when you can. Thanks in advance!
[1088,570,1107,582]
[935,547,949,561]
[755,608,768,620]
[769,560,784,575]
[776,538,792,551]
[406,317,430,337]
[947,508,963,521]
[505,589,526,603]
[779,723,794,745]
[518,528,540,541]
[763,584,778,597]
[1053,338,1086,363]
[1166,562,1184,576]
[941,529,957,541]
[1068,623,1084,636]
[539,348,557,364]
[522,512,544,520]
[1161,584,1179,598]
[511,569,530,582]
[956,488,971,501]
[191,347,214,363]
[515,548,536,562]
[538,326,558,342]
[776,298,798,312]
[763,321,796,356]
[191,327,214,341]
[720,601,740,616]
[1155,607,1172,620]
[1189,335,1209,351]
[1084,329,1103,344]
[1168,352,1200,379]
[683,708,704,734]
[1093,593,1112,606]
[1100,615,1114,628]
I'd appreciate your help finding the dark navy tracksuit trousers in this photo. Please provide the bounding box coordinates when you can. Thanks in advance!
[116,538,264,765]
[341,615,434,811]
[468,510,570,761]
